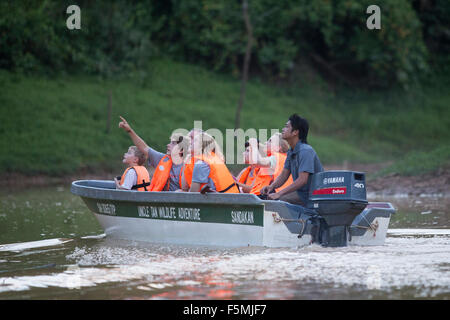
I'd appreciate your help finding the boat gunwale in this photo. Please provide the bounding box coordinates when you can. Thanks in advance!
[71,179,270,206]
[71,180,397,212]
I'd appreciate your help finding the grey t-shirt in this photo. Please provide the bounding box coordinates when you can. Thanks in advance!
[284,142,323,204]
[192,160,216,191]
[147,147,182,191]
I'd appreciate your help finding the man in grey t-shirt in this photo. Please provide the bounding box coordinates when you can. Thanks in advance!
[146,146,184,191]
[261,114,323,206]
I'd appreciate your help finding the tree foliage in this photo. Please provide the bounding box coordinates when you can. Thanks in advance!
[0,0,156,78]
[0,0,447,88]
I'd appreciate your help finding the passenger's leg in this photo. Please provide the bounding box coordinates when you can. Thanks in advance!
[279,191,304,206]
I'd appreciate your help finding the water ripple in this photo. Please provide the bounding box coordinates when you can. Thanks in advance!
[0,231,448,298]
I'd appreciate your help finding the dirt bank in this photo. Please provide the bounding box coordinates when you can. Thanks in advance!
[1,164,449,196]
[324,163,449,196]
[0,169,116,192]
[365,168,450,196]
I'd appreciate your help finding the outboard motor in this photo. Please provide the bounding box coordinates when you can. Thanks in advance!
[308,171,368,247]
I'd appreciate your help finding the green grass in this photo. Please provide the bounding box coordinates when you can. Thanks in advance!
[0,58,449,176]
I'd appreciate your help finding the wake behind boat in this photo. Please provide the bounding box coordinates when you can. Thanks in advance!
[71,170,395,248]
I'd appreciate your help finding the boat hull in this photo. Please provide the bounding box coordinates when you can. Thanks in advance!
[72,180,394,248]
[94,213,264,246]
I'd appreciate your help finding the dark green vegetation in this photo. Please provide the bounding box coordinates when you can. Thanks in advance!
[2,0,448,87]
[0,0,449,177]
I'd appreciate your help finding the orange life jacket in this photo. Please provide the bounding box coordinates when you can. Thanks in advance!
[120,166,150,191]
[148,155,171,191]
[194,153,240,193]
[272,151,293,192]
[182,156,195,189]
[182,152,216,190]
[149,155,185,191]
[238,166,273,195]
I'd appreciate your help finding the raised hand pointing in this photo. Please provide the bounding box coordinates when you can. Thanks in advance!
[119,116,132,133]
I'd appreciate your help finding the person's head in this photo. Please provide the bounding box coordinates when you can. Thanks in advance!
[281,114,309,144]
[192,132,224,162]
[188,128,204,155]
[243,139,262,164]
[123,146,147,166]
[167,133,191,163]
[265,133,290,154]
[193,131,215,156]
[243,143,251,164]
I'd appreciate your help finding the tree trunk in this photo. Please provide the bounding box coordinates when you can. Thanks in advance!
[106,90,112,133]
[235,0,253,130]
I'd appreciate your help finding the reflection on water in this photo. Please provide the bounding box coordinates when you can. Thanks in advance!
[0,186,449,299]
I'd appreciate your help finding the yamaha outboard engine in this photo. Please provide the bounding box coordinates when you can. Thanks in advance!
[308,171,368,247]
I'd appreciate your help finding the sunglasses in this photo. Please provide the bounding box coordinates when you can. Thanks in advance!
[171,136,184,144]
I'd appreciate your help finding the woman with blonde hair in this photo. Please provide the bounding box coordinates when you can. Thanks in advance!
[189,131,239,193]
[236,140,273,195]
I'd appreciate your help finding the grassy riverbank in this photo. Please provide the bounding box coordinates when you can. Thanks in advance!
[1,58,449,177]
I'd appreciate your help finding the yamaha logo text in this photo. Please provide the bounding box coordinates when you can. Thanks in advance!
[323,177,345,185]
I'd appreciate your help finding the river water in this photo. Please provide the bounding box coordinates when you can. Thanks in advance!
[0,185,449,300]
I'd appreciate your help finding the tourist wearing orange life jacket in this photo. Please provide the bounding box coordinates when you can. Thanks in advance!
[236,141,272,195]
[181,155,195,191]
[118,116,190,191]
[180,128,227,192]
[236,135,293,196]
[180,128,203,192]
[188,131,240,193]
[263,133,293,193]
[114,146,150,191]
